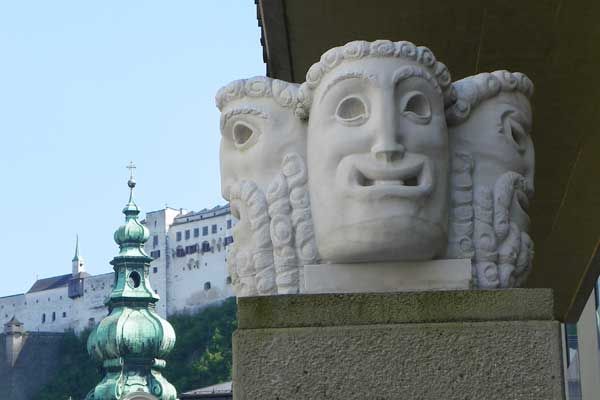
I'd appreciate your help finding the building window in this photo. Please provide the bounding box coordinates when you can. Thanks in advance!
[176,232,182,241]
[194,228,200,237]
[185,230,190,240]
[224,236,234,246]
[52,312,56,322]
[204,281,211,291]
[185,244,198,255]
[201,241,211,253]
[42,313,46,323]
[227,219,232,229]
[153,235,159,248]
[226,276,232,285]
[202,226,208,236]
[153,267,158,273]
[62,312,67,318]
[176,247,186,257]
[150,250,161,259]
[212,224,217,234]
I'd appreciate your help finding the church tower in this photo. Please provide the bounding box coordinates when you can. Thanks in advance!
[85,165,177,400]
[68,236,86,299]
[72,235,86,276]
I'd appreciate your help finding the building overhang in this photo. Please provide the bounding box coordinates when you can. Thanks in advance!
[256,0,600,322]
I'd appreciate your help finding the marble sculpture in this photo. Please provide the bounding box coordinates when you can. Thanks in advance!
[216,40,535,295]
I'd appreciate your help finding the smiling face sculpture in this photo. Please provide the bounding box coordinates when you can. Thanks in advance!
[299,40,456,263]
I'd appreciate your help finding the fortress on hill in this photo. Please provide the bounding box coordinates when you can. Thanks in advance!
[0,204,235,335]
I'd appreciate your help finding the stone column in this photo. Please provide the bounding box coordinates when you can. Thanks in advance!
[233,289,565,399]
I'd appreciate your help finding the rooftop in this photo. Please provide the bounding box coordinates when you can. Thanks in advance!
[27,273,85,293]
[172,204,230,226]
[180,382,232,399]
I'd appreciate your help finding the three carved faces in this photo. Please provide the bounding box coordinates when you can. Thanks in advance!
[217,40,534,265]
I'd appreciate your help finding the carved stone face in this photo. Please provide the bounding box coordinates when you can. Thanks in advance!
[220,96,306,295]
[219,96,306,211]
[307,57,449,262]
[450,91,534,230]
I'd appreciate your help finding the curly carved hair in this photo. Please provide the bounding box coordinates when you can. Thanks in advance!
[215,76,300,112]
[446,70,534,126]
[296,40,456,119]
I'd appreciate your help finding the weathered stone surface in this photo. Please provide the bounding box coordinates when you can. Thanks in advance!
[234,320,563,400]
[0,332,64,400]
[233,289,564,400]
[237,288,555,329]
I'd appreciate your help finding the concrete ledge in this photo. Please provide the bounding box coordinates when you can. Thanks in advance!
[237,289,555,329]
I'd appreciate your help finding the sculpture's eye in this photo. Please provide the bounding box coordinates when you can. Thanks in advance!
[502,112,527,153]
[400,91,431,124]
[335,96,368,124]
[232,121,259,150]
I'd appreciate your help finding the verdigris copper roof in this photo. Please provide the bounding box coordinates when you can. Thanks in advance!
[86,172,177,400]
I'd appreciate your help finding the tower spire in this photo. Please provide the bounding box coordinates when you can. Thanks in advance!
[72,234,80,262]
[72,235,85,276]
[86,172,177,400]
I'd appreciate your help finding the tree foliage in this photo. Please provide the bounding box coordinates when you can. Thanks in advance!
[32,297,237,399]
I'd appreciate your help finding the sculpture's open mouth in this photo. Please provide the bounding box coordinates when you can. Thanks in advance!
[346,155,434,198]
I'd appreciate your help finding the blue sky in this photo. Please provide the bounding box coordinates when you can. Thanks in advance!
[0,1,264,296]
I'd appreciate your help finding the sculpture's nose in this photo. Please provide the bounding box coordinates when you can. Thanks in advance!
[371,104,405,162]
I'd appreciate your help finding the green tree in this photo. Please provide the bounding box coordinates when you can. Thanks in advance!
[32,297,237,399]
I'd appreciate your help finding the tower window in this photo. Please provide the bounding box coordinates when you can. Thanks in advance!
[52,312,56,322]
[226,276,232,285]
[42,313,46,323]
[62,312,67,318]
[153,267,158,273]
[204,282,211,291]
[153,235,159,247]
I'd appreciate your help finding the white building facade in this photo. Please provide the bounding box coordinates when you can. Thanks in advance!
[0,205,235,334]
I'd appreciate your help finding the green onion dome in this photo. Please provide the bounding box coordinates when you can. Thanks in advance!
[113,178,150,257]
[85,172,177,400]
[87,307,176,361]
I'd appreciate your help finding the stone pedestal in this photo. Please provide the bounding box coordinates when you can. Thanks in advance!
[303,259,472,294]
[233,289,564,400]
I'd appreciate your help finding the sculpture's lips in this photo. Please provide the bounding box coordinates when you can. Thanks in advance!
[344,155,434,198]
[229,199,242,219]
[515,189,529,212]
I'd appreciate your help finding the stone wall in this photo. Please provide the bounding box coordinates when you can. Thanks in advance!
[0,332,64,400]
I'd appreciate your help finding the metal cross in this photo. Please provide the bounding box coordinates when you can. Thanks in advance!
[126,161,136,179]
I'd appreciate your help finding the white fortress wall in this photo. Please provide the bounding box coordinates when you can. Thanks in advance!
[0,205,235,334]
